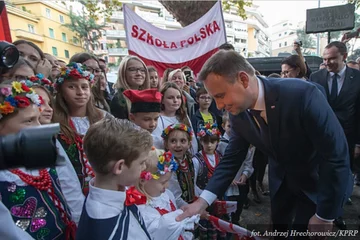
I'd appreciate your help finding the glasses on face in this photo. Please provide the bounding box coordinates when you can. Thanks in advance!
[199,96,212,101]
[127,67,146,74]
[85,66,102,74]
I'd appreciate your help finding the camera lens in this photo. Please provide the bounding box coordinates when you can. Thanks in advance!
[0,41,19,68]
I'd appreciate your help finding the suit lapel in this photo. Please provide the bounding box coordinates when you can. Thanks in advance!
[259,77,279,158]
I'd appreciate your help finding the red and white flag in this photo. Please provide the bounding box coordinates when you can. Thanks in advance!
[123,1,226,77]
[213,200,237,215]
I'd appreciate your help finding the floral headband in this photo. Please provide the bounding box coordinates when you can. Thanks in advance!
[0,81,43,119]
[27,73,54,93]
[54,62,94,89]
[161,123,193,141]
[197,122,221,138]
[140,151,178,180]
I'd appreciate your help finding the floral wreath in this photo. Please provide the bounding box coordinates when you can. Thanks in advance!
[140,151,178,181]
[161,123,194,141]
[197,122,221,138]
[54,62,94,89]
[0,81,43,120]
[27,73,54,93]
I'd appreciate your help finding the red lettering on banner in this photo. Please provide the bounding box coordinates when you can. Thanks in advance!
[146,33,154,45]
[200,27,206,39]
[180,40,187,48]
[139,28,146,41]
[163,41,169,49]
[205,23,214,35]
[188,37,194,45]
[213,21,220,32]
[170,42,177,49]
[155,38,162,47]
[194,33,201,42]
[131,25,139,38]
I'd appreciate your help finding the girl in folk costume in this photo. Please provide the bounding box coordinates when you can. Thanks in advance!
[0,81,81,239]
[53,63,107,196]
[136,148,199,240]
[192,123,225,240]
[161,123,197,208]
[152,82,198,154]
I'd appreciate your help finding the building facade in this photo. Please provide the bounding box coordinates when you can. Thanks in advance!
[7,0,84,62]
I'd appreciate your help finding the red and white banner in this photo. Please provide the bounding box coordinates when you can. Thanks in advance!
[124,1,226,77]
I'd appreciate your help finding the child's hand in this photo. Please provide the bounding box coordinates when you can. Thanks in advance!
[238,174,248,185]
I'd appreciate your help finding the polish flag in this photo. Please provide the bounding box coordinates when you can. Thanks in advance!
[123,1,226,77]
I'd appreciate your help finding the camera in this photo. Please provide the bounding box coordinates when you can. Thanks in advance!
[0,124,60,170]
[184,70,194,82]
[294,40,303,47]
[0,41,19,69]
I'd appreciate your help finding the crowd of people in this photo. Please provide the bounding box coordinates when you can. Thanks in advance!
[0,37,359,240]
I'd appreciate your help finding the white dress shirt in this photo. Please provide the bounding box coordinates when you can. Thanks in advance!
[327,65,346,95]
[86,178,149,239]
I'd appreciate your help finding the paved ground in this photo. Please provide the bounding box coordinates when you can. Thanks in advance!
[236,167,360,239]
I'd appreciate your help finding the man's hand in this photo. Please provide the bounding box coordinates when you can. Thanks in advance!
[238,174,248,185]
[36,59,52,78]
[176,197,208,222]
[308,215,333,240]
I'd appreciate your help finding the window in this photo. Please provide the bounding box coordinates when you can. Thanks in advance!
[241,39,246,43]
[52,47,58,56]
[46,8,51,18]
[59,15,64,23]
[283,23,287,27]
[72,37,79,45]
[64,50,69,58]
[49,28,54,38]
[28,24,35,33]
[62,33,67,42]
[279,33,281,37]
[279,43,282,47]
[284,32,287,35]
[284,41,287,46]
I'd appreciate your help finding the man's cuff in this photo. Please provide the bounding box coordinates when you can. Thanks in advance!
[200,190,217,206]
[242,171,249,178]
[315,213,334,222]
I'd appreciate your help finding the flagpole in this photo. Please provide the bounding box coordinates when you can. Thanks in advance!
[316,0,321,56]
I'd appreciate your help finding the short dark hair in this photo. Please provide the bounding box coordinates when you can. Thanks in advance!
[281,55,307,78]
[219,43,235,51]
[69,52,99,65]
[195,87,208,99]
[198,50,255,83]
[325,41,347,55]
[84,117,153,174]
[199,134,220,143]
[347,60,358,65]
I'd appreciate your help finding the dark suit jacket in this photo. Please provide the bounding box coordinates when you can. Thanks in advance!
[205,77,350,219]
[310,67,360,146]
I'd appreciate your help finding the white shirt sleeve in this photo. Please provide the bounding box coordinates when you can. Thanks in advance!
[55,140,85,225]
[199,190,217,206]
[0,202,35,240]
[168,173,188,208]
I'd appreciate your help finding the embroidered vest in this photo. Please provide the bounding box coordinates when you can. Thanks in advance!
[175,153,196,203]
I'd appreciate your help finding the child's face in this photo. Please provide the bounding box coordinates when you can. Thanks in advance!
[143,172,171,198]
[201,139,218,155]
[149,71,159,88]
[130,112,159,133]
[35,88,53,124]
[0,104,40,136]
[118,151,148,187]
[165,130,190,159]
[224,120,231,135]
[170,71,185,89]
[125,59,146,89]
[61,79,91,109]
[162,88,181,113]
[197,93,212,110]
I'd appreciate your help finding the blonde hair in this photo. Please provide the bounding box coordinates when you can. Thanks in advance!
[136,148,164,199]
[168,69,186,87]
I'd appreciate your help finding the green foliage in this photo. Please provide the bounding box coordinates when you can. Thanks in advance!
[348,48,360,60]
[78,0,122,21]
[348,0,359,9]
[63,10,105,51]
[222,0,252,20]
[296,27,317,55]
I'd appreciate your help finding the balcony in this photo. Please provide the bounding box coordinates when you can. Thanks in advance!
[226,27,234,35]
[106,30,126,40]
[110,11,124,23]
[234,30,248,39]
[15,29,44,43]
[93,49,108,55]
[108,48,128,56]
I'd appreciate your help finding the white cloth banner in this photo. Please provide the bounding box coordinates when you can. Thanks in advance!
[124,1,226,64]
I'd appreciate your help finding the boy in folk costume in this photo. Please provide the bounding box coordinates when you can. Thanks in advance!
[77,118,153,239]
[123,88,162,134]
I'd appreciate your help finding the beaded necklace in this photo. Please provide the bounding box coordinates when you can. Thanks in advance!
[10,169,76,238]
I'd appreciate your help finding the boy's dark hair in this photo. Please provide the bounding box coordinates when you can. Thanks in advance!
[196,87,208,99]
[83,117,153,175]
[219,43,235,51]
[199,134,220,143]
[325,41,347,55]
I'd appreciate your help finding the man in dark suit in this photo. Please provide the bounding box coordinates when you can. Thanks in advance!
[310,41,360,228]
[176,50,350,237]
